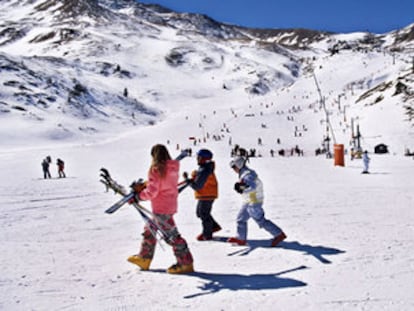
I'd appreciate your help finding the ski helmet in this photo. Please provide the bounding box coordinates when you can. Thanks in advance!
[197,149,213,159]
[230,156,246,169]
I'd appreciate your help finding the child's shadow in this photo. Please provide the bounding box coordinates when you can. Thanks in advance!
[183,265,308,299]
[279,241,345,264]
[227,239,345,264]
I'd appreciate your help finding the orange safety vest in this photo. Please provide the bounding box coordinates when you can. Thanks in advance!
[195,172,218,200]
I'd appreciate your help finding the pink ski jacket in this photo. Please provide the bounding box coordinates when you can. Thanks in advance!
[139,160,179,215]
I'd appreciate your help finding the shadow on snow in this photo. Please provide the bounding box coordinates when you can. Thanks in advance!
[147,239,344,298]
[223,238,345,264]
[183,265,308,299]
[279,241,345,264]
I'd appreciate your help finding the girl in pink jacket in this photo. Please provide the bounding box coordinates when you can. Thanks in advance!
[127,144,194,274]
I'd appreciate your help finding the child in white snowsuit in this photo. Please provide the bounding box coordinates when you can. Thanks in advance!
[227,156,286,247]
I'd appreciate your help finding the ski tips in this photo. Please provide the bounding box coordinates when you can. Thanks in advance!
[100,167,110,177]
[104,207,116,214]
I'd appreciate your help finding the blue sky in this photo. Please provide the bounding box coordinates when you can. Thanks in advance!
[138,0,414,34]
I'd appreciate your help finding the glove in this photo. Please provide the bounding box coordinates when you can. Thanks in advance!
[131,179,147,193]
[234,182,247,194]
[183,171,196,184]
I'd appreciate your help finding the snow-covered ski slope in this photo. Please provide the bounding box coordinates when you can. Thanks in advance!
[1,107,414,310]
[0,1,413,310]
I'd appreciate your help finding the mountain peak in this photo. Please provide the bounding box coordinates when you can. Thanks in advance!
[34,0,104,19]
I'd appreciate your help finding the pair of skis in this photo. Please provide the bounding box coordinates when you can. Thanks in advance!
[100,150,192,243]
[100,168,191,214]
[100,168,139,213]
[100,168,173,243]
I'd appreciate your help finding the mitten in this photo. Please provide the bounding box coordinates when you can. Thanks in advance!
[131,179,147,193]
[234,182,247,194]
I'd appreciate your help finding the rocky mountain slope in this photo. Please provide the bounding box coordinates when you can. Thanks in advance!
[0,0,413,152]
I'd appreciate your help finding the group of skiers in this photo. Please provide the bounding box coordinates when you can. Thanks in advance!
[41,156,66,179]
[126,144,287,274]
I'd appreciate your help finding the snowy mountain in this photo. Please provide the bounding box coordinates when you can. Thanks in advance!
[1,0,413,153]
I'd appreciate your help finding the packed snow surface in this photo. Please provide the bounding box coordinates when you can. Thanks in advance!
[0,116,413,310]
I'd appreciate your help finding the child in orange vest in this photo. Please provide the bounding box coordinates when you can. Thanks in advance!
[183,149,221,240]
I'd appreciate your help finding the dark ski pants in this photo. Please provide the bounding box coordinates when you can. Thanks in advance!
[43,169,51,179]
[196,200,220,239]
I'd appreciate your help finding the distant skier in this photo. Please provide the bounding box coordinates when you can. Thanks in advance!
[228,156,287,246]
[41,158,51,179]
[183,149,221,241]
[57,158,66,178]
[362,150,370,174]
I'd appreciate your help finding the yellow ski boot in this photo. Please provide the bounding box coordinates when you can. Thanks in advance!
[127,255,151,270]
[167,263,194,274]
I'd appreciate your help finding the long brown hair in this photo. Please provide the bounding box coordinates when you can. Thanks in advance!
[150,144,172,177]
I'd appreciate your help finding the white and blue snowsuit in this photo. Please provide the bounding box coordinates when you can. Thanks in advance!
[235,166,283,240]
